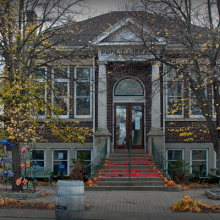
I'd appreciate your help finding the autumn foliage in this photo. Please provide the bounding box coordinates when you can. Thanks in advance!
[172,196,220,213]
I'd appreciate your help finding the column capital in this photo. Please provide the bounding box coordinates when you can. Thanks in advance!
[97,60,108,66]
[151,61,161,66]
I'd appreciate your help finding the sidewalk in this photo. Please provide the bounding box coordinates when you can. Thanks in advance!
[1,184,220,219]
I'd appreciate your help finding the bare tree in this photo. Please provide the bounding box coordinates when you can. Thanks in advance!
[0,0,94,191]
[122,0,220,171]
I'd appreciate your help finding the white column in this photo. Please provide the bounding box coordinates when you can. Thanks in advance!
[147,61,165,157]
[94,60,110,154]
[151,62,161,129]
[97,60,109,134]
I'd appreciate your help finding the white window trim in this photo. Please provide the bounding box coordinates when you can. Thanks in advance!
[189,88,205,118]
[214,151,218,169]
[52,67,70,119]
[74,67,92,119]
[35,67,47,119]
[165,80,184,118]
[29,149,46,167]
[190,149,208,174]
[52,149,69,175]
[166,149,184,169]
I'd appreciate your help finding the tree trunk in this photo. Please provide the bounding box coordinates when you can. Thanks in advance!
[11,143,23,192]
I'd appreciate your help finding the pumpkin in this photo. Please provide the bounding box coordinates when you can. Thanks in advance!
[93,178,97,182]
[167,180,174,186]
[163,178,167,182]
[87,180,93,186]
[160,175,163,177]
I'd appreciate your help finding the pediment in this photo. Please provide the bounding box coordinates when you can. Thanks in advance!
[91,17,165,46]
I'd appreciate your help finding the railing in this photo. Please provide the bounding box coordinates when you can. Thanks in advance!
[152,140,173,179]
[87,138,107,179]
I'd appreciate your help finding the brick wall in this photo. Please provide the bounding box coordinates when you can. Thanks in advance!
[104,61,152,142]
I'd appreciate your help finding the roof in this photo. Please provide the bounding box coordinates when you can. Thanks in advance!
[48,11,207,48]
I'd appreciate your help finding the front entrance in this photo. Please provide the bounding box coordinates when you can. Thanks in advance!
[114,103,144,154]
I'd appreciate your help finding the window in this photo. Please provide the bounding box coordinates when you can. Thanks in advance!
[75,149,92,174]
[164,66,183,118]
[34,67,47,118]
[52,67,69,118]
[189,69,206,118]
[30,149,46,167]
[74,67,92,118]
[52,149,69,175]
[190,149,208,174]
[166,149,184,174]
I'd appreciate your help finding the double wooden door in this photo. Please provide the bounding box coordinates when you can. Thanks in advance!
[114,103,144,154]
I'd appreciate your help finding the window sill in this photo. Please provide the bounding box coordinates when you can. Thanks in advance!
[165,118,215,122]
[37,118,93,122]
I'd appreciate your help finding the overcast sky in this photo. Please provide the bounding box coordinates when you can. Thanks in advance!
[75,0,129,20]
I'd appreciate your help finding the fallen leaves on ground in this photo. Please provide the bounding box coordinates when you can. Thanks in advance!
[41,192,52,197]
[172,196,220,213]
[0,196,54,210]
[35,181,57,187]
[206,194,213,199]
[84,204,91,211]
[177,182,218,190]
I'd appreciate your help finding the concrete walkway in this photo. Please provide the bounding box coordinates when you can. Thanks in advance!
[1,184,220,219]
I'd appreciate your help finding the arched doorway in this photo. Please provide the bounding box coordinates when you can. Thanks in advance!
[113,77,145,154]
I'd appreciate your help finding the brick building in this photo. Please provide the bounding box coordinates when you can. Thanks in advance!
[26,11,215,176]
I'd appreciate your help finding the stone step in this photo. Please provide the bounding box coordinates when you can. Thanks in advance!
[108,154,150,158]
[84,185,181,191]
[96,170,160,174]
[94,181,166,186]
[102,165,157,169]
[94,177,164,181]
[104,159,156,163]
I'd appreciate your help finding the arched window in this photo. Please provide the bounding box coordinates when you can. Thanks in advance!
[114,78,144,96]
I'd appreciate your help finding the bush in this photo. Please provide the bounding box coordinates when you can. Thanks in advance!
[187,172,218,184]
[170,159,191,184]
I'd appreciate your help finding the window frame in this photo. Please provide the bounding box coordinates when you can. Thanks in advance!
[190,149,208,174]
[75,149,92,175]
[29,149,46,167]
[164,66,184,118]
[52,149,69,175]
[35,67,47,118]
[74,67,93,119]
[166,149,184,169]
[52,67,70,119]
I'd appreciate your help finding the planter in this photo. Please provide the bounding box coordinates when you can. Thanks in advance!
[55,180,85,220]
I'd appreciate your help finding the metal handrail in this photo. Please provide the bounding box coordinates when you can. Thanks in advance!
[152,140,173,179]
[87,138,107,179]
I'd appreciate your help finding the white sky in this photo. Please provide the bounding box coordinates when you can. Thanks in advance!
[75,0,129,20]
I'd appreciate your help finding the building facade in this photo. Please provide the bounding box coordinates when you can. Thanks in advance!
[14,12,216,176]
